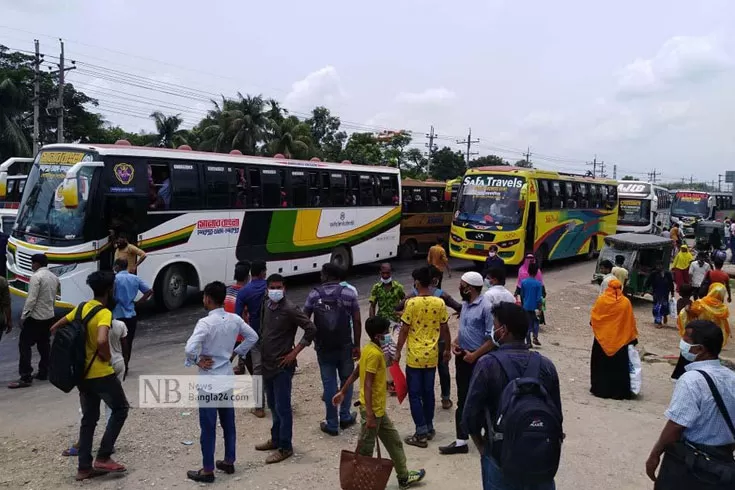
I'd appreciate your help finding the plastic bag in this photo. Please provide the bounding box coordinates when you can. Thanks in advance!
[652,303,663,325]
[389,363,408,404]
[628,345,642,395]
[669,298,677,317]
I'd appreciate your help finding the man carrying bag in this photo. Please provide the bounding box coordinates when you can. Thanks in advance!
[647,320,735,489]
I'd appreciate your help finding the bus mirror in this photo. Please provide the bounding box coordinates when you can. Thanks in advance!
[0,172,7,198]
[61,178,79,208]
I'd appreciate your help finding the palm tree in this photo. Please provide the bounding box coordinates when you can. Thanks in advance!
[268,115,312,159]
[0,78,30,160]
[228,93,269,154]
[150,111,187,148]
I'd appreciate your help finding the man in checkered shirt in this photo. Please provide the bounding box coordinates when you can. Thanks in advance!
[646,320,735,488]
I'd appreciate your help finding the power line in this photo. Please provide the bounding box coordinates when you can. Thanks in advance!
[457,128,479,165]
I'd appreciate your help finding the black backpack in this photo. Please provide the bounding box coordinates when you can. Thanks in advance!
[312,286,352,351]
[486,351,564,485]
[49,302,104,393]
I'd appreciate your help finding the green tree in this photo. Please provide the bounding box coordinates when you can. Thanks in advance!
[621,175,635,180]
[378,130,412,171]
[403,148,428,179]
[0,78,30,160]
[198,93,270,154]
[342,132,384,165]
[150,111,188,148]
[515,159,533,168]
[267,115,312,159]
[430,146,466,180]
[306,106,346,162]
[469,154,508,168]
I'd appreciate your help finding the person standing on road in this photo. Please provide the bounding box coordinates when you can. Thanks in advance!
[9,254,59,389]
[50,271,128,480]
[518,253,543,284]
[225,261,250,375]
[645,261,675,327]
[646,320,735,489]
[611,255,629,288]
[439,272,495,456]
[395,266,451,448]
[113,233,146,274]
[670,222,682,249]
[303,263,361,436]
[515,262,544,347]
[112,258,153,377]
[462,302,562,490]
[0,273,12,345]
[333,316,427,489]
[427,237,451,288]
[255,274,317,464]
[484,245,505,273]
[590,279,638,400]
[368,263,405,323]
[483,267,516,307]
[690,253,712,300]
[235,260,268,417]
[184,281,258,483]
[597,259,615,296]
[672,245,694,293]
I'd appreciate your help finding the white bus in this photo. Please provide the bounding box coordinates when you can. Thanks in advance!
[617,181,671,234]
[6,143,401,310]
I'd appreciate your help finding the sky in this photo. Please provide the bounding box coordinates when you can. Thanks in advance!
[2,0,735,185]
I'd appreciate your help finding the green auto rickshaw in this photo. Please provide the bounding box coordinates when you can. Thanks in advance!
[694,220,726,253]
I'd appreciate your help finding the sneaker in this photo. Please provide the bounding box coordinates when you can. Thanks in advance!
[398,469,426,488]
[404,434,428,448]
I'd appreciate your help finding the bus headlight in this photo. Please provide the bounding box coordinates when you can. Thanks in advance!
[7,253,14,268]
[451,234,464,243]
[496,239,520,248]
[49,264,77,277]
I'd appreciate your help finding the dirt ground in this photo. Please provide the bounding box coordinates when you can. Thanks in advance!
[0,258,732,490]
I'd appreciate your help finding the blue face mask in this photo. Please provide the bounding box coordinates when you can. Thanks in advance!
[379,333,392,346]
[268,289,284,303]
[679,339,701,362]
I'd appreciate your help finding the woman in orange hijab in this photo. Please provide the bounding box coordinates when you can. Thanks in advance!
[672,282,731,379]
[590,279,639,400]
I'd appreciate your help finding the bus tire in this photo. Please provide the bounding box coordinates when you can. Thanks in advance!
[587,236,598,260]
[155,264,190,311]
[330,246,352,270]
[398,240,417,260]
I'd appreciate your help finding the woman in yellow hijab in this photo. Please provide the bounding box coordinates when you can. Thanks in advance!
[672,282,731,378]
[671,244,693,293]
[590,279,639,400]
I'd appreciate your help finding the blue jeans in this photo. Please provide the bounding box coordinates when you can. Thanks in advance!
[264,369,294,451]
[525,311,539,344]
[405,366,436,436]
[199,404,236,472]
[481,452,556,490]
[317,347,355,432]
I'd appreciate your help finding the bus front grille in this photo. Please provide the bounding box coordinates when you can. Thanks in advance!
[16,251,34,273]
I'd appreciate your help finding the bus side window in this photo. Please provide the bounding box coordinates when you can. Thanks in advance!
[551,181,562,209]
[204,164,233,209]
[170,162,200,210]
[410,187,426,213]
[428,188,442,212]
[349,174,360,206]
[247,168,262,208]
[564,182,574,209]
[320,173,331,206]
[601,185,609,206]
[261,169,283,208]
[578,184,589,209]
[308,172,320,206]
[234,168,247,208]
[291,170,309,207]
[331,173,346,206]
[359,174,374,206]
[538,180,552,210]
[607,185,617,209]
[382,175,398,205]
[589,185,599,209]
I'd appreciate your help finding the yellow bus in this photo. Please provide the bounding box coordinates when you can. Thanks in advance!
[449,166,618,266]
[399,179,455,258]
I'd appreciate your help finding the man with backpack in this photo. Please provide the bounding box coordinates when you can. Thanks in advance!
[49,271,129,481]
[303,263,361,436]
[462,302,563,490]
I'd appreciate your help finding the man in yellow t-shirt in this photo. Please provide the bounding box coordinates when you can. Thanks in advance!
[114,233,147,274]
[396,266,451,448]
[50,271,129,481]
[427,237,451,288]
[333,317,427,489]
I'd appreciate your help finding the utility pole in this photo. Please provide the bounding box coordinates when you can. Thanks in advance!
[425,125,437,165]
[523,146,532,164]
[648,169,658,184]
[613,164,617,180]
[718,174,723,192]
[598,161,606,178]
[456,128,479,165]
[587,156,598,178]
[32,39,41,155]
[49,39,75,143]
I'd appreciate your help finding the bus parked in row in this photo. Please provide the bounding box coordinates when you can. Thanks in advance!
[671,190,714,236]
[449,166,618,267]
[617,181,671,234]
[399,179,456,258]
[5,143,401,310]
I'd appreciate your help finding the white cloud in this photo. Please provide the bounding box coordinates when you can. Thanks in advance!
[395,87,456,105]
[617,35,731,98]
[284,66,346,112]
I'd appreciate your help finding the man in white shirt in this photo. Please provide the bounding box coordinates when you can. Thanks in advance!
[689,254,712,299]
[9,253,60,389]
[184,281,258,483]
[483,267,516,307]
[598,260,616,295]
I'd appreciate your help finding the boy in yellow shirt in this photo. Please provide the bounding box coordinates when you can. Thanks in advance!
[333,317,426,489]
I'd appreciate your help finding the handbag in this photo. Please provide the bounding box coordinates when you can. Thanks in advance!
[339,434,394,490]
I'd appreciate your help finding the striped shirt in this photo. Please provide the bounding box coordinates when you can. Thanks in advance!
[665,359,735,446]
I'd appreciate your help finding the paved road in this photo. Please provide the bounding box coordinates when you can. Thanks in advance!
[0,258,477,384]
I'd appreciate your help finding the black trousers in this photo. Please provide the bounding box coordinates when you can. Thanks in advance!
[18,317,53,381]
[436,271,444,289]
[454,354,477,440]
[120,317,138,370]
[78,374,129,470]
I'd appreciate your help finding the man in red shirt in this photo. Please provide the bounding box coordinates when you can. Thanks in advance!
[707,258,731,303]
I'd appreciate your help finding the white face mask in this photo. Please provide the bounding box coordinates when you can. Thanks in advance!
[488,252,497,258]
[490,324,503,347]
[268,289,284,302]
[381,277,392,284]
[679,339,701,362]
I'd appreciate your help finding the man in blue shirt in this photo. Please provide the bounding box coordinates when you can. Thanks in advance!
[514,262,544,347]
[440,271,495,456]
[113,258,153,377]
[235,260,268,417]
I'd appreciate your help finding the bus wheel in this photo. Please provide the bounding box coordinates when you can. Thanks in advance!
[330,246,352,270]
[156,264,189,311]
[587,237,598,260]
[398,240,417,260]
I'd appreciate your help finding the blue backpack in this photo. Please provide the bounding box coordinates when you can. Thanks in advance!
[487,351,564,484]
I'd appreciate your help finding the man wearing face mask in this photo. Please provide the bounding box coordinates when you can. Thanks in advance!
[483,267,516,308]
[439,272,496,455]
[646,320,735,488]
[255,274,317,465]
[484,245,505,274]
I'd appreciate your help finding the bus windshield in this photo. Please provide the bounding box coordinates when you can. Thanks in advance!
[14,160,92,244]
[618,198,651,225]
[455,174,525,226]
[672,192,708,218]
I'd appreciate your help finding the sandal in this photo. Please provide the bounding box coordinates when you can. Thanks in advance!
[93,458,126,473]
[62,446,79,457]
[404,434,428,448]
